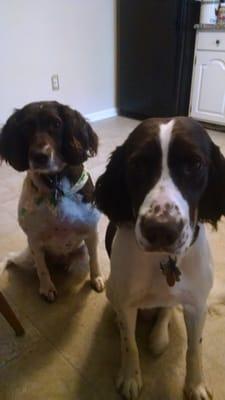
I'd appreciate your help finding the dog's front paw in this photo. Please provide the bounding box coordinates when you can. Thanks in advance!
[184,383,213,400]
[116,367,143,400]
[39,281,58,302]
[91,276,105,292]
[4,252,20,267]
[0,254,13,273]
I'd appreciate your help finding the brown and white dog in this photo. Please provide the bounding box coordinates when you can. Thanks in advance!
[95,117,225,400]
[0,101,104,301]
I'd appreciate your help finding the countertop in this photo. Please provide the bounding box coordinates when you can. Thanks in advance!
[194,23,225,31]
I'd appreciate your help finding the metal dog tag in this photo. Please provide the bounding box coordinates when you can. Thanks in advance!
[160,256,181,287]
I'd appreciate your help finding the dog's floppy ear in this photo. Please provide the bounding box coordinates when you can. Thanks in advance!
[0,109,29,171]
[198,139,225,227]
[58,105,98,165]
[95,144,133,224]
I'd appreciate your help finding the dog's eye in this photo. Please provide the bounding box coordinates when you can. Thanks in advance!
[183,157,202,176]
[53,119,62,129]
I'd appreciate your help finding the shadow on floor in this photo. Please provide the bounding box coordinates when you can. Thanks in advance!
[76,306,186,400]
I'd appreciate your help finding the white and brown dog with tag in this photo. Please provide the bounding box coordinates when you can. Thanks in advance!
[95,117,225,400]
[0,101,104,302]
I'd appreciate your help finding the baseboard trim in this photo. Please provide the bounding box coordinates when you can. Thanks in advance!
[85,107,117,122]
[196,120,225,132]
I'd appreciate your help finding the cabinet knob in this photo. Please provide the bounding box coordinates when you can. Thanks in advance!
[216,39,220,45]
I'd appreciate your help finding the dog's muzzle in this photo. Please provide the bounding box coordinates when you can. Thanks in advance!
[29,143,52,170]
[30,149,50,169]
[136,201,188,253]
[139,213,184,251]
[29,144,65,173]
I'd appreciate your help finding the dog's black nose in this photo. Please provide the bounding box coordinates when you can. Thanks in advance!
[140,215,183,249]
[30,150,49,166]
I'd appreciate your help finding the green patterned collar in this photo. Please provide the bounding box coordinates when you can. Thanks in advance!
[31,169,89,208]
[70,169,89,193]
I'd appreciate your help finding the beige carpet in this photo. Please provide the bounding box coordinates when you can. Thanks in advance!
[0,116,225,400]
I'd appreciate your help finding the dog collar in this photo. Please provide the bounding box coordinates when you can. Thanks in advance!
[42,169,88,193]
[20,169,90,218]
[30,168,90,208]
[70,169,89,194]
[190,224,200,247]
[45,169,89,205]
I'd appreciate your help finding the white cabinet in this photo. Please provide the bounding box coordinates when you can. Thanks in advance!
[189,31,225,125]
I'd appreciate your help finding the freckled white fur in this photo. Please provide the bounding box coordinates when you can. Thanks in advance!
[135,120,193,254]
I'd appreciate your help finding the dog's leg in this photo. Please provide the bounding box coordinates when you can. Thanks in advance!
[116,307,143,400]
[85,229,104,292]
[149,307,172,356]
[183,305,212,400]
[29,241,57,302]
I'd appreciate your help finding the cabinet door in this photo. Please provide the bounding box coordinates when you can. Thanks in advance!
[190,51,225,125]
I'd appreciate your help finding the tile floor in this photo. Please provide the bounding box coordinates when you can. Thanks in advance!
[0,116,225,400]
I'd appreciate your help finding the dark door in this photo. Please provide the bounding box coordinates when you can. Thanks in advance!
[117,0,200,118]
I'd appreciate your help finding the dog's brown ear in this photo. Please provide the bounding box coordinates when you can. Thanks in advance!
[198,140,225,228]
[0,109,29,171]
[95,144,133,224]
[59,105,98,165]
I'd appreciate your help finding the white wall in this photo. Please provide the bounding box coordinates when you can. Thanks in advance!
[0,0,116,124]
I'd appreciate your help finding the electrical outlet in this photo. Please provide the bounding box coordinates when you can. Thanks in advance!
[51,74,59,91]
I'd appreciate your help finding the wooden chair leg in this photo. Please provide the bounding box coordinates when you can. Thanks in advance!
[0,292,25,336]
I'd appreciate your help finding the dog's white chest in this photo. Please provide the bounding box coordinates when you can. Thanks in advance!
[18,177,100,251]
[107,225,213,309]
